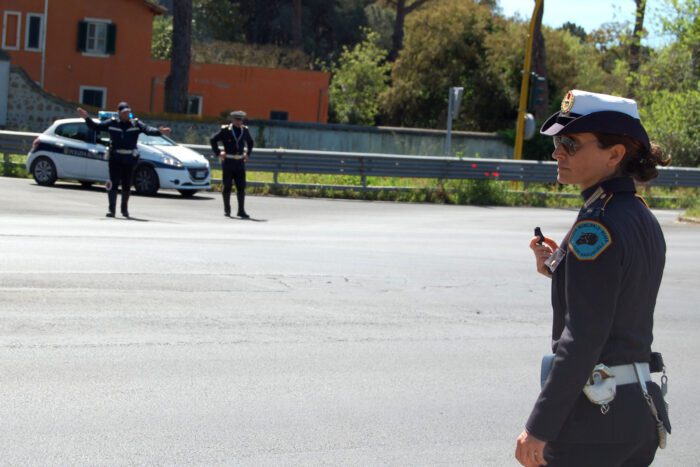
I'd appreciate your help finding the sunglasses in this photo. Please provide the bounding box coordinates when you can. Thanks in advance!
[552,135,598,156]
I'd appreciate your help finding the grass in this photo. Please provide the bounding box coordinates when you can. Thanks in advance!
[683,196,700,218]
[5,153,698,211]
[0,155,29,178]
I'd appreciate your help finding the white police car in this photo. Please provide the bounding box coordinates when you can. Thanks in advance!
[26,115,211,196]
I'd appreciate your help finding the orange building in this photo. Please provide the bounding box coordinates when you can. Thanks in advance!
[1,0,329,122]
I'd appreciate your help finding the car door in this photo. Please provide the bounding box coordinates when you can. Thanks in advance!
[84,127,110,181]
[52,122,94,178]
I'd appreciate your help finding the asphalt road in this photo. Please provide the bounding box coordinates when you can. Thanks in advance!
[1,177,698,466]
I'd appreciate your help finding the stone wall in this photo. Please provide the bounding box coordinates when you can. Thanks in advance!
[4,65,513,158]
[6,66,77,131]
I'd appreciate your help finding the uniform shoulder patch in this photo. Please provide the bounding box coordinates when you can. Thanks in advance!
[568,220,613,260]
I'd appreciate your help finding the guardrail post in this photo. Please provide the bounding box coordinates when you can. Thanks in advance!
[274,153,280,186]
[360,157,367,189]
[3,152,10,174]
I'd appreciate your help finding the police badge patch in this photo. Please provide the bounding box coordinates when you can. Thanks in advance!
[568,221,612,260]
[561,90,575,114]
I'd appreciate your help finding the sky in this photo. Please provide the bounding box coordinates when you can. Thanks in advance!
[497,0,669,47]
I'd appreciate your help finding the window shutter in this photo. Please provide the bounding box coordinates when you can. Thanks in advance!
[106,24,117,55]
[77,21,88,52]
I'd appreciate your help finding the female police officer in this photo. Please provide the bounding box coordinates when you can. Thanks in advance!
[515,90,672,467]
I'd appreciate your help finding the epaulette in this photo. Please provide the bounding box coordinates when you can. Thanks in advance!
[221,124,228,129]
[635,194,650,208]
[580,187,614,220]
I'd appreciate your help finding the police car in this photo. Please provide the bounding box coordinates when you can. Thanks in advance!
[26,114,211,197]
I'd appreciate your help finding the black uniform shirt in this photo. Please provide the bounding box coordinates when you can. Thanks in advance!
[526,176,669,443]
[210,124,254,157]
[84,117,161,152]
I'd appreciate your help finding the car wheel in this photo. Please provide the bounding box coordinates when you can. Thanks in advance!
[32,157,57,186]
[133,165,159,196]
[80,181,94,188]
[178,190,198,197]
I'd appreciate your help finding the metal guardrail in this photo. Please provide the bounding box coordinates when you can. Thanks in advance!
[2,130,700,188]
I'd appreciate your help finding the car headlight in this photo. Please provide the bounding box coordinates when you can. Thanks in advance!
[162,156,183,168]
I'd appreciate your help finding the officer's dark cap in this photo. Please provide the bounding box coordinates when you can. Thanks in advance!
[541,90,650,151]
[117,102,132,113]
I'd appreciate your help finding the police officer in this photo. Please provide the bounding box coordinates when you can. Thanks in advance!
[515,90,672,467]
[77,103,171,218]
[210,110,254,218]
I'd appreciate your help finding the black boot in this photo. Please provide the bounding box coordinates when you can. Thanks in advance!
[237,192,249,218]
[107,189,117,217]
[223,192,231,216]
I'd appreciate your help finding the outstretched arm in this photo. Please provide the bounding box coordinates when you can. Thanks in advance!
[77,107,109,131]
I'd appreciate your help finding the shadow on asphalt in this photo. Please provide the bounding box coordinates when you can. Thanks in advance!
[232,217,267,222]
[99,216,149,222]
[33,182,215,201]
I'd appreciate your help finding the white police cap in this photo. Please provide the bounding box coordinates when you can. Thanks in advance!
[541,90,650,150]
[229,110,247,119]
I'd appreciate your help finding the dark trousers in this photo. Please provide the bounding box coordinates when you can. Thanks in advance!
[222,159,246,214]
[108,157,136,214]
[543,438,658,467]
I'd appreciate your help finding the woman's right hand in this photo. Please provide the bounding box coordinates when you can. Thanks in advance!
[529,236,559,278]
[76,107,89,119]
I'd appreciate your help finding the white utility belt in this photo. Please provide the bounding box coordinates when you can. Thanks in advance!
[225,154,245,160]
[540,356,650,389]
[540,356,668,448]
[607,362,651,385]
[113,149,138,156]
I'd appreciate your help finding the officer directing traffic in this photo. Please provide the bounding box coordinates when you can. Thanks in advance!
[515,90,672,467]
[210,110,254,218]
[77,103,171,218]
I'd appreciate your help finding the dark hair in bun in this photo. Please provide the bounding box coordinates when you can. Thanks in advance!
[595,133,671,182]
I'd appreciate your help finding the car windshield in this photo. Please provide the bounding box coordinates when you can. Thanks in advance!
[138,134,177,146]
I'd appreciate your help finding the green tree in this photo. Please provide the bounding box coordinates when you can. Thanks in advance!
[192,0,245,42]
[365,2,394,51]
[560,21,587,42]
[328,29,391,124]
[629,0,647,76]
[641,89,700,166]
[151,15,172,59]
[380,0,433,61]
[634,0,700,166]
[381,0,513,131]
[660,0,700,81]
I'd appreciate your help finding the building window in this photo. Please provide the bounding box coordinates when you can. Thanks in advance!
[270,111,288,121]
[77,20,116,56]
[187,96,202,116]
[80,86,107,109]
[25,13,43,52]
[2,11,21,50]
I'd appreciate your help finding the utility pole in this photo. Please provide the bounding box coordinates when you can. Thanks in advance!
[514,0,544,159]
